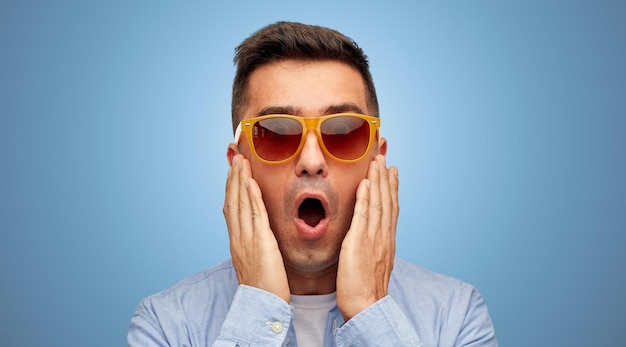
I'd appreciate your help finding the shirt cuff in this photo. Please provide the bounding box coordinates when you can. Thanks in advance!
[336,296,424,347]
[215,285,293,346]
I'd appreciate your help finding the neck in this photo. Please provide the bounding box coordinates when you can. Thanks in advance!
[286,263,338,295]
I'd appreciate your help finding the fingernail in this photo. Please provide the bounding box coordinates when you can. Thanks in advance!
[232,155,240,166]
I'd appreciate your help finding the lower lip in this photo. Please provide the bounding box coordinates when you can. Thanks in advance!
[294,217,329,241]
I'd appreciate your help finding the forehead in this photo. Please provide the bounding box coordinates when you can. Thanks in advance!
[243,59,369,119]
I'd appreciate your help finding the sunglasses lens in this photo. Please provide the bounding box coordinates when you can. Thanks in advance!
[252,117,303,161]
[321,116,371,160]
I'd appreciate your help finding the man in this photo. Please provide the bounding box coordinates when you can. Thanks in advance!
[128,21,497,346]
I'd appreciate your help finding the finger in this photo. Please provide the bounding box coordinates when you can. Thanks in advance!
[385,165,399,260]
[224,155,242,239]
[367,158,382,238]
[246,177,271,241]
[347,178,370,239]
[389,166,400,243]
[377,156,392,241]
[237,157,254,244]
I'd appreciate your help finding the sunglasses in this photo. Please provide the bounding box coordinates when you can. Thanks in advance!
[234,113,380,164]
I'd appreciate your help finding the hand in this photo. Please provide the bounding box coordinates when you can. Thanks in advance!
[336,155,400,321]
[223,154,290,303]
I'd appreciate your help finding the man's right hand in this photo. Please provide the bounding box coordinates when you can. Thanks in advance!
[223,154,291,303]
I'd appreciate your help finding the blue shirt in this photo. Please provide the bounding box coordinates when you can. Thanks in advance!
[128,258,497,346]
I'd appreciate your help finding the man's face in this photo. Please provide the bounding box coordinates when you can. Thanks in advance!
[228,59,386,276]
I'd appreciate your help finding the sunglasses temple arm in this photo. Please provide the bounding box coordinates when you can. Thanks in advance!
[234,123,243,144]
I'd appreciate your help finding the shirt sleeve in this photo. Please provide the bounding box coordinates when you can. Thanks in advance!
[452,289,499,347]
[335,290,498,347]
[127,302,172,347]
[212,285,293,347]
[335,295,425,347]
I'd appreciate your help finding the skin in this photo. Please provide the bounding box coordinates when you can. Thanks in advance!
[223,59,399,321]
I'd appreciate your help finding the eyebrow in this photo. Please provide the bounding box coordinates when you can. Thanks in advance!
[324,103,365,115]
[256,103,366,117]
[256,106,299,117]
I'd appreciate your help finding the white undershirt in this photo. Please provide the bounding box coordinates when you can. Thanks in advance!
[290,292,337,347]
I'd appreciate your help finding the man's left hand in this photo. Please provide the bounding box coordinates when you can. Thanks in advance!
[336,154,400,321]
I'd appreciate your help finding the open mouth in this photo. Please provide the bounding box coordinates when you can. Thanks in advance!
[298,198,326,227]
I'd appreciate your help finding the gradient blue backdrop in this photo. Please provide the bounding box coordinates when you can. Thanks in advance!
[1,1,624,346]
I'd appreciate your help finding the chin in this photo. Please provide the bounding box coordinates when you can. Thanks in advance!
[283,249,339,274]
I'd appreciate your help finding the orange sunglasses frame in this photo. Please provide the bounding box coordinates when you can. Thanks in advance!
[234,113,380,164]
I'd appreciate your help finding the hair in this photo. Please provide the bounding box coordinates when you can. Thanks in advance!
[231,21,379,133]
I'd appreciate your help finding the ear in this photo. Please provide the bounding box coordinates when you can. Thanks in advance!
[378,137,388,156]
[226,143,241,167]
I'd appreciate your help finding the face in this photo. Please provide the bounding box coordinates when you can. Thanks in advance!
[228,59,387,276]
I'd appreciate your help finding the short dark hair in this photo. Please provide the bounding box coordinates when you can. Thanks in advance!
[231,21,379,133]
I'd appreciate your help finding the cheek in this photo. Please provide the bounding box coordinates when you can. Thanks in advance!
[336,163,370,208]
[333,172,364,208]
[335,161,370,188]
[253,171,279,199]
[341,181,360,207]
[250,165,292,214]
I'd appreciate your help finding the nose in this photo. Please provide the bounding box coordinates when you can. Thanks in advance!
[295,130,328,177]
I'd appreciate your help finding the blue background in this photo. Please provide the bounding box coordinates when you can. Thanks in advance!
[1,1,625,346]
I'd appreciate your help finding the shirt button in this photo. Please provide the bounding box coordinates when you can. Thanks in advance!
[270,321,284,333]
